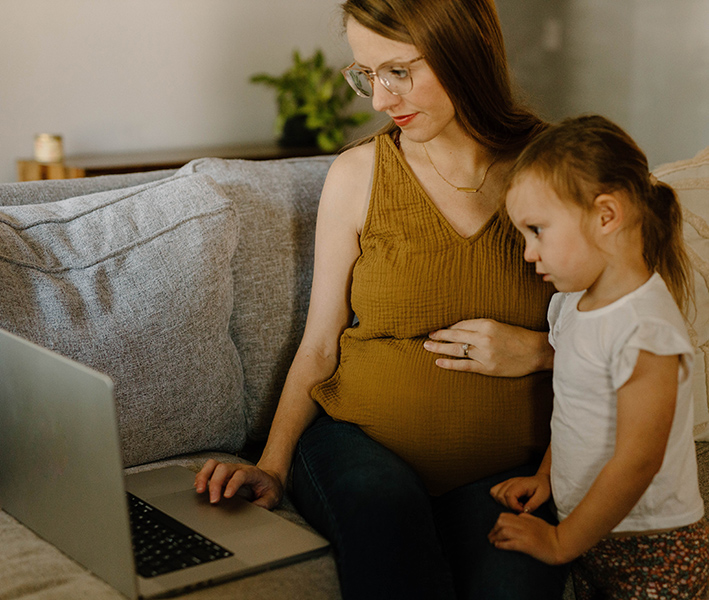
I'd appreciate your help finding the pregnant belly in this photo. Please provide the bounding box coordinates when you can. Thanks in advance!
[312,337,552,495]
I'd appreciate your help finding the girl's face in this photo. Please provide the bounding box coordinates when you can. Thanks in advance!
[345,18,460,143]
[506,173,607,294]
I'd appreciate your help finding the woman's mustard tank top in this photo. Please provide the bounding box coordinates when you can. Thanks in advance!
[312,134,554,495]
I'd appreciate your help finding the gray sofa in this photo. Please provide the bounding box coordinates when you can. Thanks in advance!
[1,149,708,600]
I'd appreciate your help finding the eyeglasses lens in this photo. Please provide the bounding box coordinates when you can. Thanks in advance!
[343,65,414,98]
[379,67,411,95]
[346,70,374,98]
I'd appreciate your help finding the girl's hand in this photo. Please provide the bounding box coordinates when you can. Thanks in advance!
[490,474,551,514]
[194,459,284,510]
[424,318,553,377]
[488,512,569,565]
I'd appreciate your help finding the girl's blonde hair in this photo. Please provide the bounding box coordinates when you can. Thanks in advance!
[508,114,693,311]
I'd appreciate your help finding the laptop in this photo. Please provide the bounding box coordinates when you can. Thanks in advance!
[0,327,329,599]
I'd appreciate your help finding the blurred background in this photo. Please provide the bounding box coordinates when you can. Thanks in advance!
[1,0,707,183]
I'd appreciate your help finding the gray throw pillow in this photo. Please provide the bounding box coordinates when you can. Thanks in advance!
[177,157,333,441]
[0,173,245,466]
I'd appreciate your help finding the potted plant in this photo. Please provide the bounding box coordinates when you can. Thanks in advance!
[251,49,371,153]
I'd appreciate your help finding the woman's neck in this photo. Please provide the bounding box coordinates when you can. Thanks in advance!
[404,129,495,180]
[394,130,516,238]
[403,131,508,198]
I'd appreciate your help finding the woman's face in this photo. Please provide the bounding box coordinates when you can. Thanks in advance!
[345,18,460,144]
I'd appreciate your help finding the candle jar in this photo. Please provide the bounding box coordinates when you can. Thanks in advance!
[34,134,64,164]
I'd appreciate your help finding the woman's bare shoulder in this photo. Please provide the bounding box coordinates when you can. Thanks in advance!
[326,141,376,182]
[319,142,377,231]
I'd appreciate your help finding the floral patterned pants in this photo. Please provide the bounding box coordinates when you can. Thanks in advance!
[572,520,709,600]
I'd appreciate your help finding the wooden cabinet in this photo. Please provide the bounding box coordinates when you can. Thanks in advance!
[17,143,324,182]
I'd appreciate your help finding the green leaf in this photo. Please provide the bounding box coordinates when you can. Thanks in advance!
[250,48,374,151]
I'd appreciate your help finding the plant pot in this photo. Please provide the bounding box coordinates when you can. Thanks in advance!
[279,116,320,148]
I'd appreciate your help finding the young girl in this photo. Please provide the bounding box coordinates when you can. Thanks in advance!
[488,114,709,599]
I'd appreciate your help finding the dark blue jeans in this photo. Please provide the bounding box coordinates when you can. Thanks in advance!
[291,415,568,600]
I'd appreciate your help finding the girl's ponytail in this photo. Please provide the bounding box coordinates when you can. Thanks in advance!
[643,178,693,311]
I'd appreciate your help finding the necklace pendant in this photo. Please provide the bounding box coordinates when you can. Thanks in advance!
[422,142,497,195]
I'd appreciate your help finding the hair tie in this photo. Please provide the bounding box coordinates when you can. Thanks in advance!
[649,173,658,186]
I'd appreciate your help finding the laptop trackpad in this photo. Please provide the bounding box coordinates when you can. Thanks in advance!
[151,489,323,566]
[125,466,328,566]
[125,465,197,499]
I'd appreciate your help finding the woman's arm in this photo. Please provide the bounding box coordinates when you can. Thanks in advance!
[195,144,375,508]
[488,350,679,564]
[424,318,554,377]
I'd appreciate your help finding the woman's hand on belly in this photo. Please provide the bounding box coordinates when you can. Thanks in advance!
[423,318,553,377]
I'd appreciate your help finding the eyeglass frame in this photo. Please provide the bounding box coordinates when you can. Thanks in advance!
[341,55,426,98]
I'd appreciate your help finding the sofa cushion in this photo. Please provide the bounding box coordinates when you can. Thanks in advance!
[0,169,177,207]
[655,147,709,440]
[0,173,245,465]
[177,157,334,441]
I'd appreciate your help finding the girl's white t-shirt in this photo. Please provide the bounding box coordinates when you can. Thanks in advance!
[548,273,704,532]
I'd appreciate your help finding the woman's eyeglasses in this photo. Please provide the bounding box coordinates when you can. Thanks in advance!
[341,56,425,98]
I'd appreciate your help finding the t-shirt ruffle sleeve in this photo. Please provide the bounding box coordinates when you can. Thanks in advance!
[611,318,694,391]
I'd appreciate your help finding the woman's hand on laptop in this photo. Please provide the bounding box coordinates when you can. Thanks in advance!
[194,459,284,510]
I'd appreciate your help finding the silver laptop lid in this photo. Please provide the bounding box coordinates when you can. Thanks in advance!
[0,328,138,600]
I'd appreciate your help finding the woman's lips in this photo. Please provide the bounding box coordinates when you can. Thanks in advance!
[392,113,417,127]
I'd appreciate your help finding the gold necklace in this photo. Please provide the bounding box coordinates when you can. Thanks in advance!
[423,143,498,193]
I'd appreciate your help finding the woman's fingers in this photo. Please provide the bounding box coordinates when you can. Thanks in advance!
[195,460,284,509]
[194,458,220,494]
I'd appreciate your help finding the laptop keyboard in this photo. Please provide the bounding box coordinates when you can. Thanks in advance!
[127,493,234,578]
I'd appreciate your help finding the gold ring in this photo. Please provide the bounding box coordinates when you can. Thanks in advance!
[462,343,469,357]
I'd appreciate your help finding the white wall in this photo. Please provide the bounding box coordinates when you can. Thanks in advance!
[497,0,709,170]
[2,0,708,183]
[0,0,363,183]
